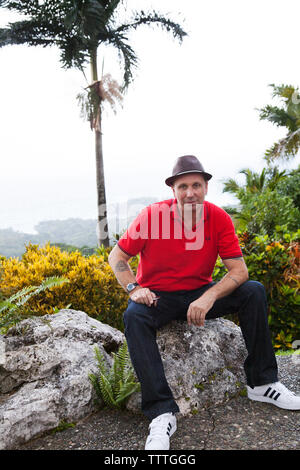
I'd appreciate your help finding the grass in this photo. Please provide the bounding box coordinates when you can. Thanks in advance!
[275,349,300,356]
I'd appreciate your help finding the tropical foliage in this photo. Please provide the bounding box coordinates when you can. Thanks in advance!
[0,0,186,87]
[240,228,299,350]
[0,276,69,334]
[257,84,300,162]
[89,340,140,409]
[276,164,300,210]
[223,166,300,235]
[221,98,300,350]
[212,226,300,350]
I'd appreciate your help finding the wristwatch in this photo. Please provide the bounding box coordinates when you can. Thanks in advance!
[126,282,139,294]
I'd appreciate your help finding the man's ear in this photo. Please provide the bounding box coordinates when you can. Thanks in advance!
[205,181,208,195]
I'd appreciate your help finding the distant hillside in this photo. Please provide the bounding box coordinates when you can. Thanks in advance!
[0,197,158,258]
[0,228,42,258]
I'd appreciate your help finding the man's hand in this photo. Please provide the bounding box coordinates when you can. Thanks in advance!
[187,291,216,327]
[130,287,159,307]
[187,258,248,327]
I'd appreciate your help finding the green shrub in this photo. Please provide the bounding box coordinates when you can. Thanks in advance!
[212,227,299,350]
[240,228,299,350]
[240,190,300,236]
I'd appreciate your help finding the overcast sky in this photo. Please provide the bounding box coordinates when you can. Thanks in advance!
[1,0,300,234]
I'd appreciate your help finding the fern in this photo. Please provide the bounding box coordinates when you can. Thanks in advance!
[89,340,140,409]
[110,340,127,395]
[100,373,117,407]
[115,380,141,405]
[0,276,70,333]
[0,285,37,314]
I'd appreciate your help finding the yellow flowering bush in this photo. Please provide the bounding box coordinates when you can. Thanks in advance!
[0,243,131,331]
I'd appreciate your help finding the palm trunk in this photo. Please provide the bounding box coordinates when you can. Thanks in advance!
[91,47,109,248]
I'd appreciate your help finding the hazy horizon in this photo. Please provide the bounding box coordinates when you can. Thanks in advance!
[1,191,241,235]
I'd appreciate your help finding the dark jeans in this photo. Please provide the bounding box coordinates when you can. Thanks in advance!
[123,281,278,420]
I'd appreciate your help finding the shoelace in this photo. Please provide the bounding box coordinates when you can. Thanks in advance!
[274,382,297,398]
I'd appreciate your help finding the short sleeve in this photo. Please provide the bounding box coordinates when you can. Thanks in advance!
[117,207,149,257]
[217,211,243,260]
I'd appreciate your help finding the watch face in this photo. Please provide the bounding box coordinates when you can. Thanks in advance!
[127,283,137,292]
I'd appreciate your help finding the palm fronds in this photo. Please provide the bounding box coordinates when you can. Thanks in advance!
[257,84,300,162]
[0,0,187,86]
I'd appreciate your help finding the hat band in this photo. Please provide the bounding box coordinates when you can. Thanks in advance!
[174,170,206,177]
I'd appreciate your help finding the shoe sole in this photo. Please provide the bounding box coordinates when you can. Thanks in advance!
[247,393,300,410]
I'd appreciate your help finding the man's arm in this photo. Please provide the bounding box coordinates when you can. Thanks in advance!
[108,244,136,288]
[207,257,249,299]
[187,257,248,327]
[108,245,158,307]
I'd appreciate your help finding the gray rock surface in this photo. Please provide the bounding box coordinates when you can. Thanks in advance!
[18,356,300,451]
[126,318,248,415]
[0,311,249,450]
[0,309,124,450]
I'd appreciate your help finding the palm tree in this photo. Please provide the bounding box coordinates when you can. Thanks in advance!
[0,0,187,246]
[257,84,300,163]
[222,166,288,226]
[223,166,287,198]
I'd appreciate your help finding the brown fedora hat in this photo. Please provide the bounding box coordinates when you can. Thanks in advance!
[165,155,212,186]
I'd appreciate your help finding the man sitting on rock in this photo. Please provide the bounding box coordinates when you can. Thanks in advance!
[108,155,300,450]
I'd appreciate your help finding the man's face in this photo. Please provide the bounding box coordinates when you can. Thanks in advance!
[171,173,208,213]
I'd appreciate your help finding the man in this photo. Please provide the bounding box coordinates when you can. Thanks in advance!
[108,155,300,450]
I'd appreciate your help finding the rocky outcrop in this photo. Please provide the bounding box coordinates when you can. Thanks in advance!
[0,310,248,450]
[126,318,248,415]
[0,309,124,450]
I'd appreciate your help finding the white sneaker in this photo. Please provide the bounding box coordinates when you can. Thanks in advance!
[145,412,177,450]
[247,381,300,410]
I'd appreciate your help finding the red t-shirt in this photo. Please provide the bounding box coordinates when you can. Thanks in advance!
[118,199,242,292]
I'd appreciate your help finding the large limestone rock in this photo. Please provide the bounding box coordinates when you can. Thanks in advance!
[0,309,124,450]
[126,318,248,415]
[0,309,248,449]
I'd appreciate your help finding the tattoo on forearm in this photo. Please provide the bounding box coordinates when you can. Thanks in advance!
[227,274,240,286]
[115,260,130,272]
